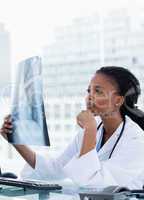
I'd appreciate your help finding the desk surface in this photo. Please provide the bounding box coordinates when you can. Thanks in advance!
[0,181,142,200]
[0,185,80,200]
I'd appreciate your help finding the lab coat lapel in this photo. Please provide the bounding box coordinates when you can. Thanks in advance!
[97,122,124,160]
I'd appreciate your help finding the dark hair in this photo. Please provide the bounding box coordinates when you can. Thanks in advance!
[96,66,144,130]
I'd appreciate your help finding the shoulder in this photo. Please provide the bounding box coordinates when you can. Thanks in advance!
[125,115,144,137]
[113,116,144,158]
[122,116,144,148]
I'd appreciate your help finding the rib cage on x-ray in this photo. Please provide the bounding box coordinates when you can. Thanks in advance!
[9,56,50,146]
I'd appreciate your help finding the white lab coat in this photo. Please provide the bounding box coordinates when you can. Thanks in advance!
[21,115,144,189]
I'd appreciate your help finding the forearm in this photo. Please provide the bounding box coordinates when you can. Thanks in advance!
[79,127,96,157]
[14,145,36,169]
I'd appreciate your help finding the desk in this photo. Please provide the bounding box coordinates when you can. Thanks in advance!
[0,183,142,200]
[0,185,79,200]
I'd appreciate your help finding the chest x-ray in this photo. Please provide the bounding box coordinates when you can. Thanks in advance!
[9,56,50,146]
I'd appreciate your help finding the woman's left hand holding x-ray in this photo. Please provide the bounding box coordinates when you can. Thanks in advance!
[76,110,97,157]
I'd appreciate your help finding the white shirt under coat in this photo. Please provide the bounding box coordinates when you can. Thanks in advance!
[21,116,144,189]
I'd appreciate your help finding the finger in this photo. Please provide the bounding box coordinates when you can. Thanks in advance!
[1,121,12,130]
[76,115,80,122]
[4,114,11,120]
[0,127,10,139]
[81,110,87,113]
[87,109,93,115]
[4,117,12,123]
[0,128,8,135]
[77,121,83,128]
[4,123,13,129]
[4,114,12,122]
[0,128,4,134]
[4,128,13,134]
[0,128,7,137]
[76,118,83,128]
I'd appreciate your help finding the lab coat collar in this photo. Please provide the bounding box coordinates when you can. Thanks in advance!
[96,118,125,159]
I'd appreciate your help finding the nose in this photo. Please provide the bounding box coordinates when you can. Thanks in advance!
[88,94,92,101]
[88,90,94,99]
[86,93,93,103]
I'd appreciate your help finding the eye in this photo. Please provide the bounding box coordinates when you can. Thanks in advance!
[95,88,104,95]
[87,88,90,93]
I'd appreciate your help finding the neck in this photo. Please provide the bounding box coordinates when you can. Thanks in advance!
[101,112,124,137]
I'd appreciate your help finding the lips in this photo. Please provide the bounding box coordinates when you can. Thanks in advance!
[87,102,95,109]
[86,102,98,116]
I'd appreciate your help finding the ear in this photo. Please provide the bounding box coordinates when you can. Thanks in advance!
[115,96,124,108]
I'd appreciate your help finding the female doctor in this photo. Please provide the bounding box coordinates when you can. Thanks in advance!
[1,66,144,189]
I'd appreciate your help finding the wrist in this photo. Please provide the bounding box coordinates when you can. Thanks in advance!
[84,124,97,133]
[83,128,96,145]
[80,133,96,156]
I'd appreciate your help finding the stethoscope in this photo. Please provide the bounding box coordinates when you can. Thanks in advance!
[97,117,126,159]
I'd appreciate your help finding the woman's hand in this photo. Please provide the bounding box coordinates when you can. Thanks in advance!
[77,110,97,157]
[0,115,36,168]
[0,115,13,141]
[77,110,96,130]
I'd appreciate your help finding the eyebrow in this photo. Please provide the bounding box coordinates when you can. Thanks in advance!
[95,85,103,89]
[87,85,103,91]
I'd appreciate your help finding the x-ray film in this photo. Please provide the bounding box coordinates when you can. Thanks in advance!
[9,56,50,146]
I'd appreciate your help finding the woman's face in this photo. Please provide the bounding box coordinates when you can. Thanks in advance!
[86,73,123,118]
